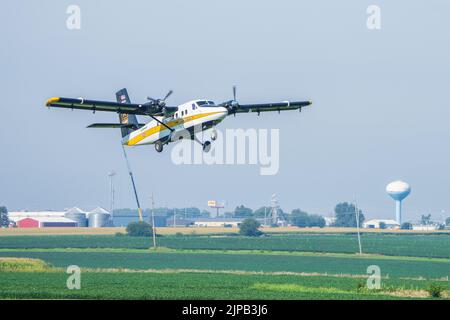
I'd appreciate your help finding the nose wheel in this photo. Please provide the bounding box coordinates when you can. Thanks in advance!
[211,129,218,141]
[193,135,212,153]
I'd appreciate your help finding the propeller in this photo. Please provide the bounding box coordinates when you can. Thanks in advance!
[144,90,173,115]
[222,85,239,115]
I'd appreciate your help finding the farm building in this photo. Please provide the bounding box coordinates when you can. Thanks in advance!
[16,217,78,228]
[412,224,438,231]
[9,211,66,224]
[192,218,244,228]
[363,219,400,229]
[9,207,111,228]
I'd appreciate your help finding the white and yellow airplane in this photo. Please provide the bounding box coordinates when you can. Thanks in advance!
[46,87,312,152]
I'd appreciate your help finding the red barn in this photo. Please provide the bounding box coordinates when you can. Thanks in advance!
[17,218,39,228]
[16,217,77,228]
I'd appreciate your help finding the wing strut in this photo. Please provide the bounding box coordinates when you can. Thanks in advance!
[148,114,174,132]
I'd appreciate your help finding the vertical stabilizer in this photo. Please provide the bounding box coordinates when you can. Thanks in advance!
[116,88,138,138]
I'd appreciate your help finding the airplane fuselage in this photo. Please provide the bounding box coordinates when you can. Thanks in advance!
[123,100,228,146]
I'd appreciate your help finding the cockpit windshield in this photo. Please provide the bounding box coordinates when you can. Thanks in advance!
[196,100,216,107]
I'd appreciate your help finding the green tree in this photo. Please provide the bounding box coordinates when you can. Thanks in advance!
[290,209,326,228]
[0,206,9,227]
[421,214,432,225]
[239,218,263,237]
[333,202,365,228]
[253,206,271,218]
[446,217,450,226]
[379,222,386,229]
[308,214,326,228]
[290,209,309,227]
[277,208,289,221]
[200,210,211,217]
[234,205,253,218]
[126,221,153,237]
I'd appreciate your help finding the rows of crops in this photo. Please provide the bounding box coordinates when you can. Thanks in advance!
[0,250,449,279]
[0,270,441,300]
[1,233,450,258]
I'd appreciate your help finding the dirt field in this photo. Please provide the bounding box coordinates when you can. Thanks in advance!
[0,226,447,236]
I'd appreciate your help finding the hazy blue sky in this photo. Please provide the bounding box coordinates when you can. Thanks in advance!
[1,1,449,221]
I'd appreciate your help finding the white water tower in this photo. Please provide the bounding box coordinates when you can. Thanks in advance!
[386,180,411,225]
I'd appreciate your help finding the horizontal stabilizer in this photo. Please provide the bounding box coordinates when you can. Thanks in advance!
[87,123,144,129]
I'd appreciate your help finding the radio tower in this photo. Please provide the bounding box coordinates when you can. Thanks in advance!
[270,194,279,225]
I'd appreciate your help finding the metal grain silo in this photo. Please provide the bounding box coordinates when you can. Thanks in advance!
[64,207,87,227]
[88,207,111,228]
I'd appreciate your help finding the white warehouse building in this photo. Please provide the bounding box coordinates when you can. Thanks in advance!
[363,219,400,229]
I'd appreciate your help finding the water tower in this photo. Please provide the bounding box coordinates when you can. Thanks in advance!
[386,180,411,225]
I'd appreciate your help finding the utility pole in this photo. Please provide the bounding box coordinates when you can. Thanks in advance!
[173,210,176,227]
[108,171,116,221]
[150,194,157,249]
[264,207,267,226]
[354,197,363,255]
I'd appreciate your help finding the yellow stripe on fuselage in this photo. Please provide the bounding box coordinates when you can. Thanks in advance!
[125,111,222,146]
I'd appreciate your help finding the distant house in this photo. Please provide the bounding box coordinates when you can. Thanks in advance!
[323,217,336,227]
[363,219,400,229]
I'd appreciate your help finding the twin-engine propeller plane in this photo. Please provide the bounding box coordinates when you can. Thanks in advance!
[45,87,312,153]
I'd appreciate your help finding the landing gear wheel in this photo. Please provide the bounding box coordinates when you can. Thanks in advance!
[211,129,218,141]
[155,141,164,153]
[203,141,211,153]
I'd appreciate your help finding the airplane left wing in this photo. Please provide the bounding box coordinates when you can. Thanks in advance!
[45,97,177,116]
[46,97,147,114]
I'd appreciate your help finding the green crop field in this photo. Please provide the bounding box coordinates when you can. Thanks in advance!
[1,233,450,299]
[1,233,450,258]
[0,249,450,279]
[0,269,446,300]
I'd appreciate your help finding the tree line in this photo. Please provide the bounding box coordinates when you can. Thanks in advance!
[0,202,367,229]
[113,202,365,228]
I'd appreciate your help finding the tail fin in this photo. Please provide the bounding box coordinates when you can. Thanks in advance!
[116,88,139,138]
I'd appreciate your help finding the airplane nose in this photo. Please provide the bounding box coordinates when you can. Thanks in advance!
[218,107,228,117]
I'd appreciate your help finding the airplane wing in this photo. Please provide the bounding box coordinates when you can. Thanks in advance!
[232,101,312,114]
[87,123,145,129]
[45,97,177,116]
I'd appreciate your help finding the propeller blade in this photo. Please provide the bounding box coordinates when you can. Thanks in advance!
[163,90,173,101]
[233,85,236,101]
